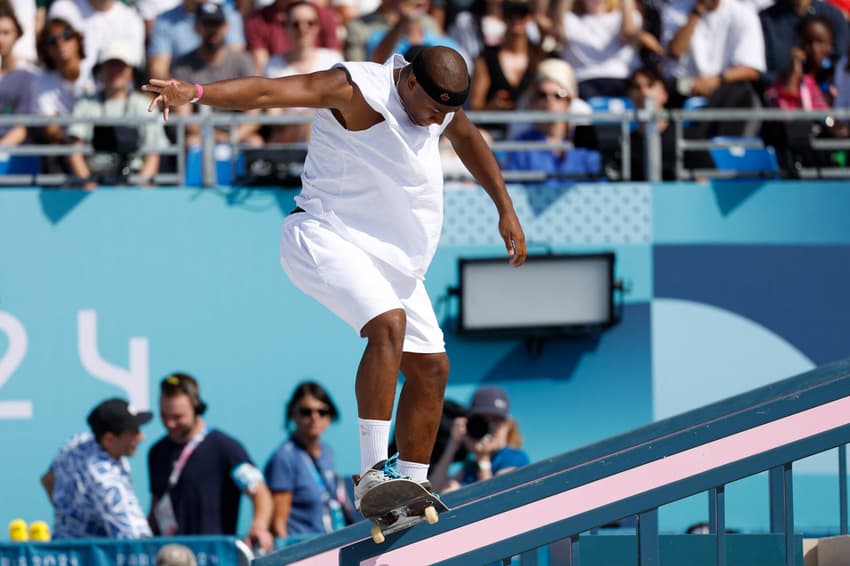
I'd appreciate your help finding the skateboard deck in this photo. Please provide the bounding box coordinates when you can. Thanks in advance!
[359,478,449,543]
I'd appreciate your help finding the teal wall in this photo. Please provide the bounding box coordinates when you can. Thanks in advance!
[1,181,848,538]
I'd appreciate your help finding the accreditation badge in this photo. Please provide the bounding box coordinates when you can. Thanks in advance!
[154,493,179,536]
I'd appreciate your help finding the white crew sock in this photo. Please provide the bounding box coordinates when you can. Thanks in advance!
[397,459,429,483]
[359,418,391,477]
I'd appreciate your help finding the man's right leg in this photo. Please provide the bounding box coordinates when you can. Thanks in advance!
[356,308,406,476]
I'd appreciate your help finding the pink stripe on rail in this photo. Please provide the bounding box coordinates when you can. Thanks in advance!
[361,395,850,566]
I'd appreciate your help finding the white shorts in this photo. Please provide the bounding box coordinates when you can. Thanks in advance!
[279,213,445,354]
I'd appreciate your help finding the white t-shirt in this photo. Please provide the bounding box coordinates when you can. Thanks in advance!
[561,10,642,82]
[295,55,453,279]
[10,0,37,62]
[31,69,96,116]
[48,0,146,78]
[661,0,765,79]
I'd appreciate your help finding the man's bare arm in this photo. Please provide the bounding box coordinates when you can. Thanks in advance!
[143,69,356,120]
[444,110,527,266]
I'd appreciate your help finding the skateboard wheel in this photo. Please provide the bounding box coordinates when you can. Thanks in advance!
[371,525,385,544]
[424,505,439,525]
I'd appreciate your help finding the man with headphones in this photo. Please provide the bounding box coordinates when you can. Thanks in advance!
[147,372,274,553]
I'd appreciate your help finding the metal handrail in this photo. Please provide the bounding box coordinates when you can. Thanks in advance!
[3,106,850,187]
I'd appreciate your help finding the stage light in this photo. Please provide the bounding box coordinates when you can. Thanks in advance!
[456,253,617,336]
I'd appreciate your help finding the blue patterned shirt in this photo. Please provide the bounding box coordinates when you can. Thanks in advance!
[50,433,151,539]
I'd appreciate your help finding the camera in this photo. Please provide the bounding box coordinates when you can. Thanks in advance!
[466,414,491,440]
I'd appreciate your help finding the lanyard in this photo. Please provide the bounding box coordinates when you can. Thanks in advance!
[168,426,207,488]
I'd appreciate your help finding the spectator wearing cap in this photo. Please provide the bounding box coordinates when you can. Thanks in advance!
[67,41,170,188]
[148,0,245,80]
[503,57,603,185]
[429,386,530,493]
[39,398,153,539]
[170,2,262,147]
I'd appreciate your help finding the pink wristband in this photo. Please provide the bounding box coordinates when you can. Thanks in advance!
[189,83,203,104]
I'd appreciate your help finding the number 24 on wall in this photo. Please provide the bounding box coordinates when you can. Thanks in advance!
[0,309,151,419]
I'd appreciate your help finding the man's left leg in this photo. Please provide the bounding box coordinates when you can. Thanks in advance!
[394,352,450,483]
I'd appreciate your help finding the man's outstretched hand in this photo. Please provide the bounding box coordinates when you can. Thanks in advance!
[142,78,195,121]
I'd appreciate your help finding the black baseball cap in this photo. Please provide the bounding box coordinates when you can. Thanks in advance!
[87,398,153,436]
[196,1,226,23]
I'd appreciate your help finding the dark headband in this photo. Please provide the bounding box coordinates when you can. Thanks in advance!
[411,54,469,108]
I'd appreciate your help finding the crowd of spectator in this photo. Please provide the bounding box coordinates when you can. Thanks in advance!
[1,0,850,185]
[38,373,524,553]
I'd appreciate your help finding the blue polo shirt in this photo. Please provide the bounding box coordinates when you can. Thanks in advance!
[264,438,339,535]
[148,3,245,59]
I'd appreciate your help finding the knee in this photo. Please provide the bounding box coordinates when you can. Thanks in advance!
[419,354,450,388]
[362,309,406,350]
[431,355,450,384]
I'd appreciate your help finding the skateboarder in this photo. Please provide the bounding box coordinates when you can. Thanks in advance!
[143,46,527,510]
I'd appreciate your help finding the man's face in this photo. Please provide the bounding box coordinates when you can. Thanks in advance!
[628,72,668,110]
[159,394,198,443]
[100,59,133,94]
[103,428,144,459]
[0,16,19,57]
[532,79,572,111]
[400,74,461,127]
[197,19,228,49]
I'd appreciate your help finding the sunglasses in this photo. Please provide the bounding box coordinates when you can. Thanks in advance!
[288,19,318,29]
[535,89,570,101]
[46,28,75,46]
[297,406,331,418]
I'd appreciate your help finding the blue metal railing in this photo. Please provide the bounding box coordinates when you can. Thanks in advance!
[256,358,850,566]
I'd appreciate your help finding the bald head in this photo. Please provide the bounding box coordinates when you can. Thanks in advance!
[409,46,470,108]
[417,46,469,93]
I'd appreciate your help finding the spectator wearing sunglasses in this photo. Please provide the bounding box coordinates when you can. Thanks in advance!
[147,372,274,554]
[263,1,343,143]
[33,18,91,135]
[263,381,355,538]
[502,57,602,185]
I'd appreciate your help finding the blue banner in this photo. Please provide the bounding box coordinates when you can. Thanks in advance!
[0,536,245,565]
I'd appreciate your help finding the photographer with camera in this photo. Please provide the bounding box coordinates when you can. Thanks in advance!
[429,386,530,493]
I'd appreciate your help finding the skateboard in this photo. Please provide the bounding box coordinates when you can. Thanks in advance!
[359,478,450,544]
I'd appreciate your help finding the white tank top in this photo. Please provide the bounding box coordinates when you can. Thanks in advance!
[294,54,454,279]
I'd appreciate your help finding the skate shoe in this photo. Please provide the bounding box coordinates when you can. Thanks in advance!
[353,454,406,510]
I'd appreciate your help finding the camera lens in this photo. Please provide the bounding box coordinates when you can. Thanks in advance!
[466,414,490,440]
